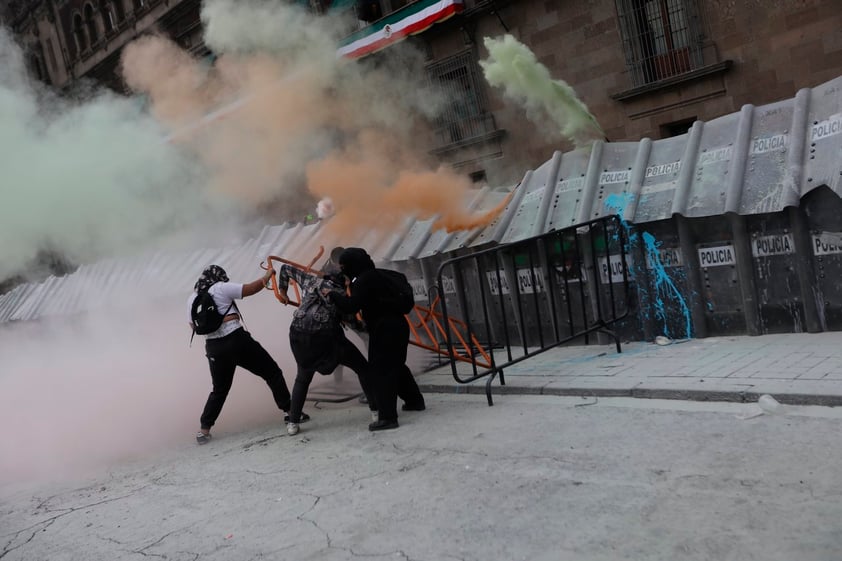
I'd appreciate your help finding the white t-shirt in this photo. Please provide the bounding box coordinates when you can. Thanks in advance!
[187,282,244,339]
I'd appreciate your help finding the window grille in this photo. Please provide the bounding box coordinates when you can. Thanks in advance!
[426,50,495,147]
[615,0,704,86]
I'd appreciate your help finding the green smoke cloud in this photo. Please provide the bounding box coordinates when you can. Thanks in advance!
[480,34,604,149]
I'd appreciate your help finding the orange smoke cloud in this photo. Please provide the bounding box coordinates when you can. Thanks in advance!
[382,168,505,232]
[120,32,509,240]
[121,36,334,210]
[307,128,509,238]
[122,36,219,126]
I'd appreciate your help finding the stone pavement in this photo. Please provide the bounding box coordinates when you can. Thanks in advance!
[4,333,842,561]
[413,332,842,407]
[4,393,842,561]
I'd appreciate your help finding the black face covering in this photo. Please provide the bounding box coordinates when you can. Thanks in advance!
[338,247,375,279]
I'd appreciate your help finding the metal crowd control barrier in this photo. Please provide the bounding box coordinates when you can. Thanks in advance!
[436,214,631,405]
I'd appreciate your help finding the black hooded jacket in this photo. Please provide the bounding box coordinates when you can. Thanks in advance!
[328,248,401,330]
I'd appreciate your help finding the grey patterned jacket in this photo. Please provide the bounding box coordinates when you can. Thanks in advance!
[276,264,346,334]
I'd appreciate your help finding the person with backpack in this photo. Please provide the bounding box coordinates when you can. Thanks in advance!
[274,263,378,436]
[326,248,425,431]
[188,264,303,445]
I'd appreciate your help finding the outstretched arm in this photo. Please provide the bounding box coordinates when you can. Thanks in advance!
[242,269,274,297]
[276,264,318,303]
[276,264,316,291]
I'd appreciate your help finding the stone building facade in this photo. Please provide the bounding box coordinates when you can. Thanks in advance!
[3,0,841,186]
[2,0,205,91]
[412,0,842,185]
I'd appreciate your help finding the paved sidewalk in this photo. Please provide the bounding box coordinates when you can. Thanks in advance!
[414,332,842,406]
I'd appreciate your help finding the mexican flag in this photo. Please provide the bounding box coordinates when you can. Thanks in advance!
[338,0,464,59]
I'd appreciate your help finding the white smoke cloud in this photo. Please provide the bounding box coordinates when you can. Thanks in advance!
[316,197,335,219]
[201,0,344,61]
[0,29,240,282]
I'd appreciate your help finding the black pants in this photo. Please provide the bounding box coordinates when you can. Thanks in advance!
[369,316,424,422]
[287,330,377,424]
[200,328,291,430]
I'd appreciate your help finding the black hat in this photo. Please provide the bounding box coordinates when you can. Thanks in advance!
[338,247,375,279]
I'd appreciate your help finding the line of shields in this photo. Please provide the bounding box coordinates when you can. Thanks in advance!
[260,246,491,404]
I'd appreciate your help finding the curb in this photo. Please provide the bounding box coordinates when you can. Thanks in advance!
[418,383,842,407]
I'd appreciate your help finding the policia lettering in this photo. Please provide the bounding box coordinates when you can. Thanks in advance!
[698,245,736,267]
[811,116,842,141]
[752,234,794,257]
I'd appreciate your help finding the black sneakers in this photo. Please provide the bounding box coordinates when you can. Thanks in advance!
[369,419,399,431]
[196,432,212,445]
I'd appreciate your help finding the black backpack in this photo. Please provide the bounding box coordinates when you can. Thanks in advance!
[377,269,415,315]
[191,290,232,336]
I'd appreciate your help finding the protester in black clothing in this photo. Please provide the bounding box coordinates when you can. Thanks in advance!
[327,248,425,431]
[320,245,372,400]
[275,263,378,435]
[188,265,297,445]
[321,246,345,276]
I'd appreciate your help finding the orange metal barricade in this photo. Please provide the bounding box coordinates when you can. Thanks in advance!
[262,247,491,369]
[405,295,492,368]
[261,246,325,307]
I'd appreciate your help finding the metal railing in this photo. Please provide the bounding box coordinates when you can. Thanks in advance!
[435,215,632,405]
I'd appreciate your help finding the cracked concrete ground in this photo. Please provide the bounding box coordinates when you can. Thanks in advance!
[2,393,842,561]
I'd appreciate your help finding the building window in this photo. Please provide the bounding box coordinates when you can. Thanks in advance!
[660,117,695,138]
[100,0,115,33]
[426,50,495,147]
[113,0,125,22]
[84,3,99,44]
[73,13,88,53]
[355,0,382,23]
[614,0,704,86]
[470,170,487,184]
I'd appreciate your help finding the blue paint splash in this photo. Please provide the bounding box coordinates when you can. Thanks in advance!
[603,193,692,339]
[641,232,692,339]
